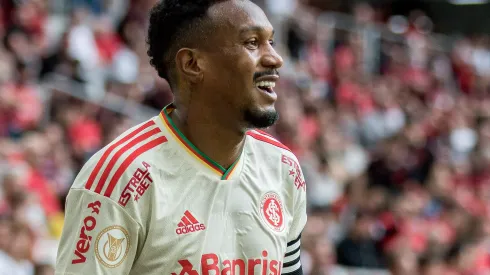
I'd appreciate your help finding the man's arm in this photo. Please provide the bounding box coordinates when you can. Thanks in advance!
[55,189,141,275]
[283,233,303,274]
[282,154,307,275]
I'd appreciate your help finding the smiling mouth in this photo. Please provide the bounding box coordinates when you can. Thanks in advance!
[255,81,276,93]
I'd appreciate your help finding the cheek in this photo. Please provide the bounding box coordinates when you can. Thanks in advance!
[221,50,257,84]
[238,53,258,80]
[205,49,259,106]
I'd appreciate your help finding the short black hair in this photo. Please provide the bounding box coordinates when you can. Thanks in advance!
[147,0,227,86]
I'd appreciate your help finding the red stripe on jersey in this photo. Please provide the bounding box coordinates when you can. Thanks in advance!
[255,129,275,139]
[85,120,155,190]
[246,131,291,152]
[94,128,161,194]
[178,221,185,227]
[184,210,199,224]
[103,136,168,197]
[181,217,192,226]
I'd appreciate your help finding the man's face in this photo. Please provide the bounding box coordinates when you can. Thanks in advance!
[200,0,283,129]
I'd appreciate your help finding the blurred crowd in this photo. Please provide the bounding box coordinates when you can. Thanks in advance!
[274,3,490,275]
[1,0,490,274]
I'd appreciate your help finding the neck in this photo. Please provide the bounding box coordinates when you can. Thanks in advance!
[170,104,245,169]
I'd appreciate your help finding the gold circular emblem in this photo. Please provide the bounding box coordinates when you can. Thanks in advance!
[95,225,130,268]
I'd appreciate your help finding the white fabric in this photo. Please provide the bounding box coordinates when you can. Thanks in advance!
[55,113,307,275]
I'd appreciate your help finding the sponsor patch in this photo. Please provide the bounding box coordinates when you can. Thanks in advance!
[95,225,130,268]
[72,200,101,264]
[118,161,152,207]
[281,154,306,191]
[171,251,282,275]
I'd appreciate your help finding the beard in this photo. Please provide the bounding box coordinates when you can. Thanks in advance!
[243,107,279,129]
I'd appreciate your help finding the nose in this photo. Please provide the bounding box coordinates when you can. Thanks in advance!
[260,45,284,70]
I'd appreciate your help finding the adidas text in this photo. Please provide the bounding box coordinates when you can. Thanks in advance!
[176,224,206,235]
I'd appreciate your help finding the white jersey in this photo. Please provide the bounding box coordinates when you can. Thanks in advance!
[55,104,307,275]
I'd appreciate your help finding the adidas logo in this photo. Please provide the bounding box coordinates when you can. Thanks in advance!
[176,210,206,235]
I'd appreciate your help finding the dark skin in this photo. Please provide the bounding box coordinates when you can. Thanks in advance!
[170,0,283,169]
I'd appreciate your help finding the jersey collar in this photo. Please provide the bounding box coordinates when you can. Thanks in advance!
[159,103,241,180]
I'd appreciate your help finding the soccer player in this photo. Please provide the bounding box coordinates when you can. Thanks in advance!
[54,0,307,274]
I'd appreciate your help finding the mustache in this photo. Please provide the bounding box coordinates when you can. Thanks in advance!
[253,70,279,81]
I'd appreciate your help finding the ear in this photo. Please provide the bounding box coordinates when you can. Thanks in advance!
[175,48,204,84]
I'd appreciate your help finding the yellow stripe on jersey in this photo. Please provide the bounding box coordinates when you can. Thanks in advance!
[159,104,241,180]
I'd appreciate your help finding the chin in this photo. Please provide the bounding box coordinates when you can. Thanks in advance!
[243,107,279,129]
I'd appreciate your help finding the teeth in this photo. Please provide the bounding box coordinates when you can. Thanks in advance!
[256,81,276,89]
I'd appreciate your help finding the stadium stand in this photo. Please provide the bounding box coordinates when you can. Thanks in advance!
[1,0,490,274]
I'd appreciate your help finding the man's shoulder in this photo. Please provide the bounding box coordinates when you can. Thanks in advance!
[246,130,305,191]
[70,117,168,206]
[246,129,296,158]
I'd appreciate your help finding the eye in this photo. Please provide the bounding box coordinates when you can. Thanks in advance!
[269,39,275,47]
[245,38,259,49]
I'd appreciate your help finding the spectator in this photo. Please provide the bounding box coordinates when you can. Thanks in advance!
[0,221,35,275]
[34,264,54,275]
[336,212,385,269]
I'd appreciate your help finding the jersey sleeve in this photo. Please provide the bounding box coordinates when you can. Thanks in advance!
[282,154,307,275]
[55,189,141,275]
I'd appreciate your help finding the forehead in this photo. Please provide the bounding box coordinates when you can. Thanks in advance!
[208,0,273,35]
